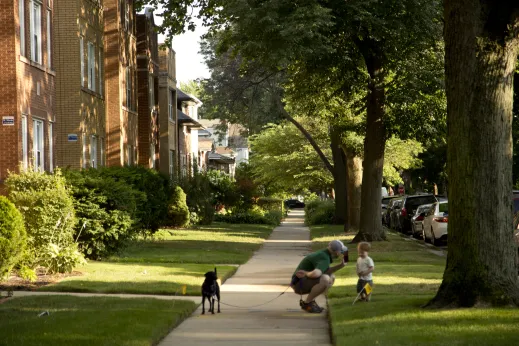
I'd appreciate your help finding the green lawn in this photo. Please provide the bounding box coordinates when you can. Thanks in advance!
[0,295,196,346]
[38,262,237,296]
[311,225,519,345]
[113,223,274,264]
[39,223,274,296]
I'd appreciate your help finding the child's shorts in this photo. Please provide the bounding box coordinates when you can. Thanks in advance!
[357,279,374,293]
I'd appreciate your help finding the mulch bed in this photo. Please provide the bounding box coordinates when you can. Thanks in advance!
[0,268,83,291]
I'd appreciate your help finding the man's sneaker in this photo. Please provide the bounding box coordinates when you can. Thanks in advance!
[301,301,323,313]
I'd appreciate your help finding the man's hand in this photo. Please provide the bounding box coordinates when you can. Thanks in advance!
[295,270,307,279]
[341,255,348,266]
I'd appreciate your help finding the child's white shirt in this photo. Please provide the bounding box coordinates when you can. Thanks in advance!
[356,256,374,280]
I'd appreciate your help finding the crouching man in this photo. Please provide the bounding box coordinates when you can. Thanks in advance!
[291,240,348,313]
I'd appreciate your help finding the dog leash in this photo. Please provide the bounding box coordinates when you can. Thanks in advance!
[217,284,293,309]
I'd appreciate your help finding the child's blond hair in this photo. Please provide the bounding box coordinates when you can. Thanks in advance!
[357,242,371,252]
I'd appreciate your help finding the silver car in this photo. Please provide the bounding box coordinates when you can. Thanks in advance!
[411,204,433,238]
[423,201,449,246]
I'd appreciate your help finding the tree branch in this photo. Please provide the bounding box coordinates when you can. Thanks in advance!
[278,102,335,174]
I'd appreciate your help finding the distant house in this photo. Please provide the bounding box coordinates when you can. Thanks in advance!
[198,119,249,166]
[177,90,204,176]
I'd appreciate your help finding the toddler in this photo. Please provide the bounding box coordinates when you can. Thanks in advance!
[356,242,374,301]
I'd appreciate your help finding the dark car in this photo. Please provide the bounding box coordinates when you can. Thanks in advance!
[285,199,305,209]
[381,196,399,223]
[397,194,438,234]
[389,199,404,231]
[383,198,400,227]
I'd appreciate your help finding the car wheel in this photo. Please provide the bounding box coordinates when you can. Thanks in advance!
[431,227,439,246]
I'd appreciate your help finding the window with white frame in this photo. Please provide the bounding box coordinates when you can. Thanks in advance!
[100,137,105,166]
[46,9,51,67]
[168,90,174,121]
[134,146,137,165]
[33,119,44,172]
[80,36,84,86]
[22,115,28,170]
[30,0,42,64]
[150,142,155,169]
[49,122,53,172]
[99,49,103,95]
[126,67,132,109]
[82,133,87,168]
[169,150,175,177]
[87,42,96,92]
[19,0,26,56]
[149,76,154,110]
[91,135,97,168]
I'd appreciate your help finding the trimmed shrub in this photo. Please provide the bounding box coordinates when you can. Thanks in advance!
[168,186,190,227]
[305,200,335,225]
[63,169,138,259]
[0,196,27,280]
[215,206,282,226]
[6,169,76,266]
[97,166,171,232]
[180,169,215,225]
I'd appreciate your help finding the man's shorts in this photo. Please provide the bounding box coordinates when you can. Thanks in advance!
[292,277,321,295]
[357,279,374,294]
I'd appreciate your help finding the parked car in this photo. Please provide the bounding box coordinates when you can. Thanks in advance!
[285,199,305,209]
[397,194,439,234]
[383,198,398,226]
[381,196,399,223]
[423,201,448,246]
[411,204,433,238]
[389,199,404,231]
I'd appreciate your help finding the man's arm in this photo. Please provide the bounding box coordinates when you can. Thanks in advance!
[295,268,323,279]
[326,256,347,275]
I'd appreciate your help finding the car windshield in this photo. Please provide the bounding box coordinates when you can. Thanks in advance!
[382,197,395,206]
[439,202,448,214]
[406,196,437,209]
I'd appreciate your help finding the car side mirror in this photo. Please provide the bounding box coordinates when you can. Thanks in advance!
[420,213,425,217]
[394,206,401,210]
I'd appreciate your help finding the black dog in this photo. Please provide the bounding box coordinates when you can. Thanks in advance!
[201,267,221,315]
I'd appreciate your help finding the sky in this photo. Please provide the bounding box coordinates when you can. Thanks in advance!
[151,8,211,85]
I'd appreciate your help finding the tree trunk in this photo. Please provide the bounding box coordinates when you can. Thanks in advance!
[353,47,387,242]
[427,0,519,308]
[331,127,349,228]
[345,147,362,230]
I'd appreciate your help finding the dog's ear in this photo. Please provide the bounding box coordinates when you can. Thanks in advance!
[214,267,217,277]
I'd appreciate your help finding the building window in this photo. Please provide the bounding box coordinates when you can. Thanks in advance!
[30,0,42,64]
[82,133,87,169]
[80,36,84,86]
[46,9,51,68]
[149,76,154,110]
[125,0,130,32]
[19,0,26,56]
[33,119,44,172]
[91,135,97,168]
[150,142,155,169]
[49,122,53,172]
[127,145,133,166]
[22,115,28,170]
[87,42,96,92]
[169,150,175,177]
[126,67,132,110]
[168,90,174,121]
[100,137,105,166]
[99,49,103,95]
[134,146,137,166]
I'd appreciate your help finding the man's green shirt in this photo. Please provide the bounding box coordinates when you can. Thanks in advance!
[293,249,333,277]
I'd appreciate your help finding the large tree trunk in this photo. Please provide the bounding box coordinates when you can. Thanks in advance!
[331,127,349,228]
[427,0,519,308]
[353,48,387,242]
[345,147,362,230]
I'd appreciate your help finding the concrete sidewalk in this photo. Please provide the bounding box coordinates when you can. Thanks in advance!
[159,210,331,346]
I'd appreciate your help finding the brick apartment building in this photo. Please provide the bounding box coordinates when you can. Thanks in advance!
[0,0,55,185]
[158,47,178,177]
[136,9,159,169]
[104,0,138,166]
[54,0,106,170]
[177,90,203,177]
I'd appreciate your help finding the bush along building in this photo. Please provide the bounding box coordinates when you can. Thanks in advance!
[54,0,106,170]
[0,0,56,186]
